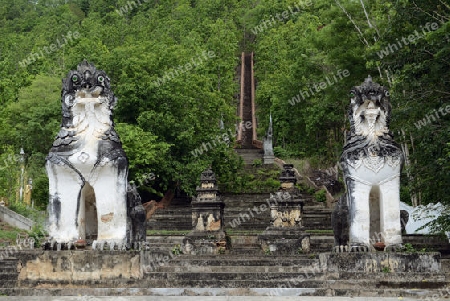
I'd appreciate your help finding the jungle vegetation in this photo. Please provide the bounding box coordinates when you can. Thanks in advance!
[0,0,448,232]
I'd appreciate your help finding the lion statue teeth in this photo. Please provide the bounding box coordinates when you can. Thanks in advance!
[333,76,404,252]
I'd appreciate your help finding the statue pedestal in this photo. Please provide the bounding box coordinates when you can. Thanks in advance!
[258,194,308,255]
[183,167,227,255]
[185,199,226,255]
[258,226,310,255]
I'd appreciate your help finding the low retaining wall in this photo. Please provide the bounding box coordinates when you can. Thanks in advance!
[0,205,34,231]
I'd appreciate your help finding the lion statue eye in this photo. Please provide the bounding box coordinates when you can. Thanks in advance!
[97,75,104,83]
[72,75,78,82]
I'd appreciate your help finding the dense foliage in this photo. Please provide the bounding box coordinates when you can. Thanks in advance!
[0,0,448,232]
[249,0,449,209]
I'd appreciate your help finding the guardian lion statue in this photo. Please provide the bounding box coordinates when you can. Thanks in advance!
[334,76,404,252]
[46,60,145,250]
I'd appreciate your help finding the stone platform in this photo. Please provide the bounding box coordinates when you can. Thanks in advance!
[0,249,448,298]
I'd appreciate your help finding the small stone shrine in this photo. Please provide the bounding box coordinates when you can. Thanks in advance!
[183,167,226,254]
[258,164,309,254]
[333,76,404,252]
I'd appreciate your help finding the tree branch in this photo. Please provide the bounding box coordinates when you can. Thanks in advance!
[334,0,370,47]
[359,0,380,38]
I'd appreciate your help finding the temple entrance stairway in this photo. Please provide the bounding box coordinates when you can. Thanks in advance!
[146,192,335,254]
[2,253,448,297]
[234,52,263,165]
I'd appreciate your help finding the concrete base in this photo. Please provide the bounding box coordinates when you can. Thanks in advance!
[183,230,228,255]
[258,227,310,255]
[320,252,441,273]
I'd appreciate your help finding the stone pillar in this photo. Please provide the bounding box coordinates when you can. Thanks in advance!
[263,114,275,164]
[184,167,226,254]
[258,164,309,254]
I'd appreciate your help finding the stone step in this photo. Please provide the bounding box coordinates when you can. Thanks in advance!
[141,277,448,289]
[3,287,445,297]
[229,236,259,245]
[235,149,264,164]
[229,247,263,255]
[15,274,447,289]
[146,236,186,244]
[144,274,326,286]
[155,265,320,273]
[160,256,319,266]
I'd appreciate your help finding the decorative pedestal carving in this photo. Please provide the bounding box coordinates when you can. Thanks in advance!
[184,167,226,255]
[333,76,405,252]
[258,164,309,254]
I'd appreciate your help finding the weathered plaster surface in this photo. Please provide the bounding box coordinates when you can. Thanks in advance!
[18,251,142,283]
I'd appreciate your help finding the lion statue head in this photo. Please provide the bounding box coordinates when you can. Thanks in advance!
[341,76,403,164]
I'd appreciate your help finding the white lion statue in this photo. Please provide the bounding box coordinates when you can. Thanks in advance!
[334,76,404,252]
[45,61,144,250]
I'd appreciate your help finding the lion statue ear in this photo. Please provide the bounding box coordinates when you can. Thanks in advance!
[110,96,118,110]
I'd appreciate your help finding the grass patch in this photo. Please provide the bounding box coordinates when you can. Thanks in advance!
[0,221,29,246]
[8,202,45,224]
[283,158,311,175]
[146,230,190,236]
[219,164,281,193]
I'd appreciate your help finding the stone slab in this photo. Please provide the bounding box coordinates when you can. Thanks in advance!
[0,296,431,301]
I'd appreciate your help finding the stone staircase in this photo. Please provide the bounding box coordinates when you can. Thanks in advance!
[144,254,324,289]
[302,205,333,230]
[2,252,448,297]
[0,258,19,289]
[235,148,263,165]
[146,192,335,253]
[146,196,192,231]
